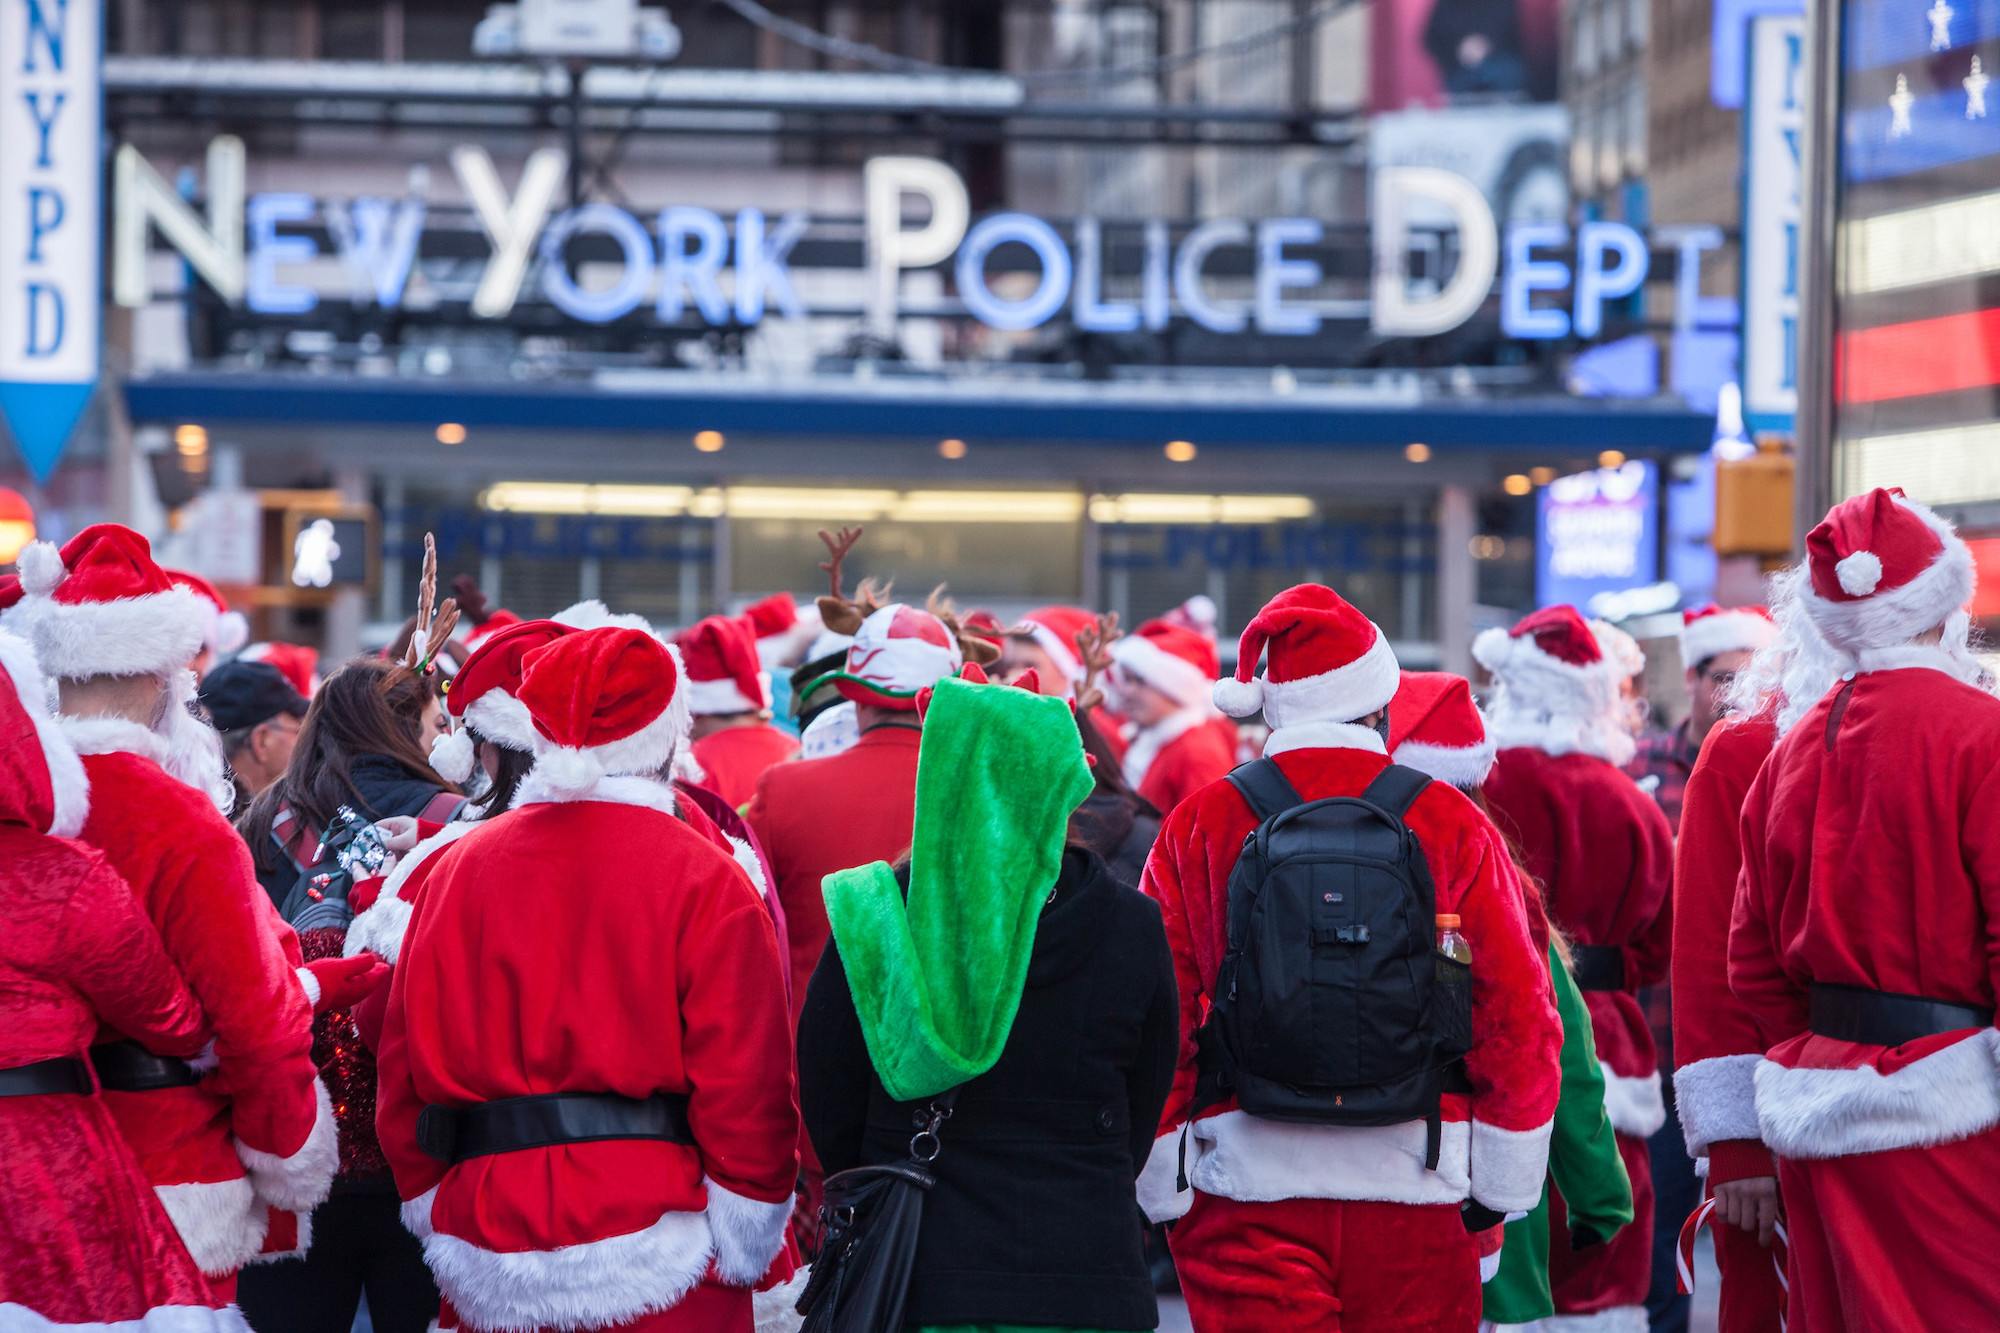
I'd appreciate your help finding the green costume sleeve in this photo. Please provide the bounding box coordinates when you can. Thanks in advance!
[1545,941,1635,1237]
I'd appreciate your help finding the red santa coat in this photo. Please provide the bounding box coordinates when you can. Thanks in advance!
[60,718,333,1278]
[1136,727,1562,1224]
[1672,711,1778,1180]
[376,776,799,1333]
[1731,656,2000,1159]
[1483,745,1674,1138]
[745,723,920,1017]
[1126,709,1237,816]
[690,722,799,811]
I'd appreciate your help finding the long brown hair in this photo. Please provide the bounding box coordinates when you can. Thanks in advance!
[241,657,459,871]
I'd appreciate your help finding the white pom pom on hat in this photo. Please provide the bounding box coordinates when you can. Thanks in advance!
[1836,550,1883,597]
[18,541,64,597]
[1212,674,1265,717]
[534,747,606,797]
[430,728,476,785]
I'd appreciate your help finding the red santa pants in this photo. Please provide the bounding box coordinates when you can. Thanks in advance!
[1170,1191,1480,1332]
[1710,1196,1785,1333]
[1777,1128,2000,1333]
[1548,1129,1653,1318]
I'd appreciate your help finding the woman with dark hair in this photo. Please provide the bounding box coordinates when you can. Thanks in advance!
[234,656,461,1333]
[1070,708,1163,891]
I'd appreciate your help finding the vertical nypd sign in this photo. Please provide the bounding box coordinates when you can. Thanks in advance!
[1741,13,1806,434]
[0,0,99,482]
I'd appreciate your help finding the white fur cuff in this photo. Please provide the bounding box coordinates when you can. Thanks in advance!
[0,1301,255,1332]
[1137,1128,1194,1223]
[1469,1116,1555,1214]
[1603,1070,1668,1139]
[235,1078,338,1213]
[155,1177,266,1277]
[295,967,321,1008]
[704,1177,793,1286]
[1753,1028,2000,1159]
[1673,1054,1764,1158]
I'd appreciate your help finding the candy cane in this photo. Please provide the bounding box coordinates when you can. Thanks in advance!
[1677,1195,1790,1330]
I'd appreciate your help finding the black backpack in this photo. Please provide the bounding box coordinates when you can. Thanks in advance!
[1191,759,1474,1171]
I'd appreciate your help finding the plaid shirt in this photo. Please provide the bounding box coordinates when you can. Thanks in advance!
[1626,720,1699,1079]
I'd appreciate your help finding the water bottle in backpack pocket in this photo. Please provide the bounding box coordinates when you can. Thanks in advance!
[1193,760,1474,1167]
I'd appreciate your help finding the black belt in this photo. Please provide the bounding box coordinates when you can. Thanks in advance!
[1570,944,1627,992]
[90,1040,202,1092]
[0,1056,94,1098]
[417,1091,695,1165]
[1809,982,1995,1047]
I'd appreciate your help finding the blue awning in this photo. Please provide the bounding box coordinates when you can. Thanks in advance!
[123,373,1717,451]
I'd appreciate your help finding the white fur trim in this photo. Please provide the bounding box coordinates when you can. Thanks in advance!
[1120,707,1208,792]
[1836,550,1882,596]
[1752,1027,2000,1159]
[57,714,168,762]
[1211,675,1265,717]
[346,821,479,964]
[511,771,679,816]
[14,564,206,679]
[1673,1054,1764,1158]
[1137,1128,1194,1223]
[683,674,765,716]
[234,1078,337,1213]
[155,1177,266,1277]
[0,1303,253,1332]
[1112,635,1214,711]
[704,1177,792,1286]
[294,967,320,1009]
[0,629,90,836]
[724,834,769,899]
[1263,719,1388,757]
[1680,610,1777,667]
[429,729,476,785]
[1254,630,1400,728]
[1469,1117,1555,1214]
[1479,1246,1503,1283]
[753,1268,809,1333]
[552,600,658,634]
[1393,737,1498,789]
[1476,625,1637,767]
[409,1186,714,1333]
[1602,1070,1668,1139]
[1854,642,1982,682]
[462,689,538,752]
[1804,495,1974,652]
[524,643,691,793]
[18,540,64,596]
[1179,1109,1473,1207]
[1529,1305,1651,1333]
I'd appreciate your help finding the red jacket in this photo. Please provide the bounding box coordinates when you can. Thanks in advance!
[691,722,800,811]
[1732,655,2000,1159]
[1484,744,1673,1139]
[1127,711,1237,816]
[376,776,799,1332]
[1136,727,1562,1223]
[1671,711,1777,1182]
[60,718,332,1278]
[745,724,921,1016]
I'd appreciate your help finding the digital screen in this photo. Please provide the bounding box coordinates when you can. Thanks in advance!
[1535,460,1660,607]
[290,515,370,588]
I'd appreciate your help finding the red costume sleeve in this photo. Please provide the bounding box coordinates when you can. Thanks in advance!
[61,853,209,1059]
[1728,759,1809,1049]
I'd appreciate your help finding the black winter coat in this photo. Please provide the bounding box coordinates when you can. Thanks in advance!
[250,754,459,910]
[798,848,1179,1330]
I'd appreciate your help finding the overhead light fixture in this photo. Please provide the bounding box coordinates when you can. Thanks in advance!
[938,438,968,460]
[174,423,207,456]
[1598,449,1626,468]
[481,482,696,515]
[436,423,467,445]
[1502,474,1533,496]
[1405,443,1432,463]
[1088,493,1316,525]
[1530,466,1557,486]
[1164,440,1198,463]
[693,430,725,453]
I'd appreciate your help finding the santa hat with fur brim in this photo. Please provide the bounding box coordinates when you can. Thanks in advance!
[1113,620,1220,712]
[429,618,574,783]
[515,627,691,798]
[0,628,91,838]
[1388,671,1496,789]
[5,524,207,678]
[1802,488,1974,653]
[165,568,249,658]
[1472,604,1638,766]
[1009,605,1097,686]
[1679,603,1776,667]
[678,615,769,715]
[1213,584,1400,734]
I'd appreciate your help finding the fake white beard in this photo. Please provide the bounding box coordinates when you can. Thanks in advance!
[157,669,237,816]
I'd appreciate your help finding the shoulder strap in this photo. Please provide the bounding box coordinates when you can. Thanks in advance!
[420,791,469,825]
[1225,757,1307,824]
[1360,763,1431,820]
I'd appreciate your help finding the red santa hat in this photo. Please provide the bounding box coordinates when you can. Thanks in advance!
[1213,584,1400,730]
[742,591,797,641]
[552,598,658,635]
[1679,603,1776,667]
[0,575,20,611]
[515,627,690,797]
[834,603,963,710]
[1160,593,1220,643]
[164,568,250,657]
[1387,671,1495,789]
[1112,619,1221,712]
[1473,605,1636,765]
[430,618,574,783]
[1802,488,1973,653]
[1009,605,1097,687]
[239,640,319,699]
[678,614,769,716]
[0,628,90,837]
[461,607,523,653]
[6,524,207,678]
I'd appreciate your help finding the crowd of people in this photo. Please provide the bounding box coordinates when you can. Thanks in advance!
[1,484,1996,1333]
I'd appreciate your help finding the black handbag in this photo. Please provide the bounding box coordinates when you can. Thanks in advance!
[796,1088,959,1333]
